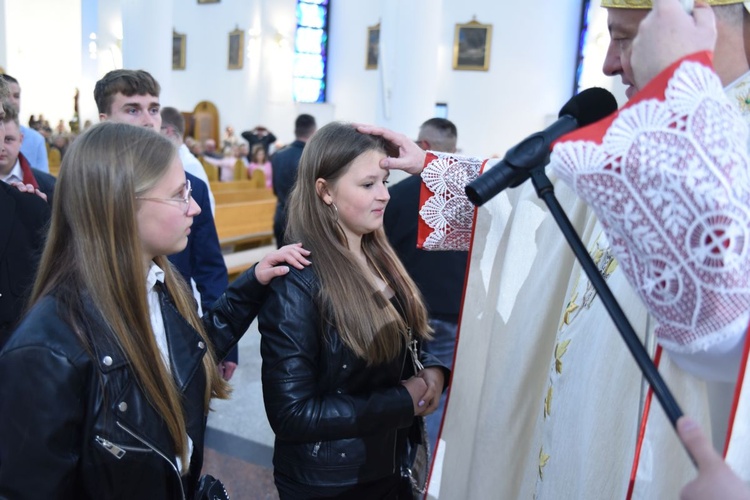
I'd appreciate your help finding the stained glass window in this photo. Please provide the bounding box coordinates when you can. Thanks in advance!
[575,0,593,94]
[574,0,611,95]
[294,0,329,103]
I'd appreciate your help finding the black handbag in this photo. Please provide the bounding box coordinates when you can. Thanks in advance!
[195,474,230,500]
[401,416,430,497]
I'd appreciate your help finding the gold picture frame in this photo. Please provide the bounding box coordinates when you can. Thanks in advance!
[228,28,244,70]
[365,23,380,70]
[172,30,186,70]
[453,20,492,71]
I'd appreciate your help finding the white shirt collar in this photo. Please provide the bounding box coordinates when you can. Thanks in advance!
[146,261,166,293]
[1,159,23,185]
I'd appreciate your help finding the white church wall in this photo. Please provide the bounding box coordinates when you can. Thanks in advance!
[0,0,588,158]
[4,0,82,128]
[0,0,7,71]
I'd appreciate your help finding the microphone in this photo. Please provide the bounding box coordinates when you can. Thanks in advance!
[465,87,618,206]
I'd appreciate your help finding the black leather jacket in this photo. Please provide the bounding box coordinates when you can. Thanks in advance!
[258,266,449,488]
[0,269,268,500]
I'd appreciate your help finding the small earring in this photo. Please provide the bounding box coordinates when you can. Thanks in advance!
[328,202,339,222]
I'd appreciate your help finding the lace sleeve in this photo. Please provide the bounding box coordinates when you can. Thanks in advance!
[550,54,750,354]
[417,152,485,251]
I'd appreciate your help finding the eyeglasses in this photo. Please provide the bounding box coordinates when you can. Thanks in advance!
[136,179,193,215]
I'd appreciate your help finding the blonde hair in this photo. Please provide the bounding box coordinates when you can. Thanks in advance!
[30,122,228,471]
[287,122,431,365]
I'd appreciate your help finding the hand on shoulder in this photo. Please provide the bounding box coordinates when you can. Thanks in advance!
[255,243,312,285]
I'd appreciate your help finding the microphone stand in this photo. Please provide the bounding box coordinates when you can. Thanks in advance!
[525,165,685,432]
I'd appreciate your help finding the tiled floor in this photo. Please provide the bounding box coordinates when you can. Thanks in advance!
[203,319,279,498]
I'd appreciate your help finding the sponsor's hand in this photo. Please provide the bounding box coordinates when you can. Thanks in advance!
[9,182,48,202]
[255,243,311,285]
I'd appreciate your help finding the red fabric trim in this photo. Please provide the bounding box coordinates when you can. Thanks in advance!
[723,320,750,457]
[627,346,663,500]
[18,153,39,189]
[553,51,715,148]
[424,158,485,492]
[417,152,439,250]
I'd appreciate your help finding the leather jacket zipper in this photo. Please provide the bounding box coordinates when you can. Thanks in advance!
[117,421,186,500]
[311,441,321,457]
[94,435,152,459]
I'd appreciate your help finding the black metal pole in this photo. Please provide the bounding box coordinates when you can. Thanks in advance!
[528,167,685,429]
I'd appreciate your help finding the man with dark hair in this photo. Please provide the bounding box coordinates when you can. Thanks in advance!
[0,77,51,347]
[96,69,234,380]
[160,106,215,214]
[383,117,466,453]
[0,102,55,205]
[94,69,161,123]
[415,118,458,153]
[271,113,317,247]
[241,125,276,158]
[0,74,49,173]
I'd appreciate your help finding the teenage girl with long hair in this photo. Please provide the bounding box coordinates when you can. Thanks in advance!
[259,122,449,499]
[0,122,309,499]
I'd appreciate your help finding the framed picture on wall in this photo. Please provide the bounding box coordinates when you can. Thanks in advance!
[172,31,186,70]
[365,23,380,70]
[453,19,492,71]
[228,28,244,70]
[197,0,219,3]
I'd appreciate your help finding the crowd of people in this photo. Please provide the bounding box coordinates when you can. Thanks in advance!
[0,0,748,498]
[2,72,283,193]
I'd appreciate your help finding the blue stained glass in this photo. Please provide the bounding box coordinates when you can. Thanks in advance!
[294,0,327,103]
[294,53,325,79]
[297,4,326,29]
[296,27,325,54]
[575,0,592,94]
[293,78,325,103]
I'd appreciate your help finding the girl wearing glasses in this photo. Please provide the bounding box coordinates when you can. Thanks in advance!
[0,122,310,499]
[259,122,449,499]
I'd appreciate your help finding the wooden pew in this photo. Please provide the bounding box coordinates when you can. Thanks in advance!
[48,148,62,177]
[214,198,276,251]
[210,180,256,192]
[213,188,274,205]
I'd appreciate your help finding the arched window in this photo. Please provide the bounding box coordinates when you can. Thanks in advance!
[294,0,329,103]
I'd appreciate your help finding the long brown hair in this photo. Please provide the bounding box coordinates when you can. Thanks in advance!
[286,122,431,365]
[30,122,228,471]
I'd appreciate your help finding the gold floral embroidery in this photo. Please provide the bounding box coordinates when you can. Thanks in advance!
[544,386,553,419]
[581,243,617,310]
[555,340,571,374]
[561,292,579,327]
[559,234,618,330]
[605,258,618,276]
[727,73,750,115]
[539,447,550,480]
[736,89,750,114]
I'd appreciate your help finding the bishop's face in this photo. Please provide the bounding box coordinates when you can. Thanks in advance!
[602,8,649,100]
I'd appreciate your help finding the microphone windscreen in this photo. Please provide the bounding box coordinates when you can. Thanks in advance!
[558,87,618,126]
